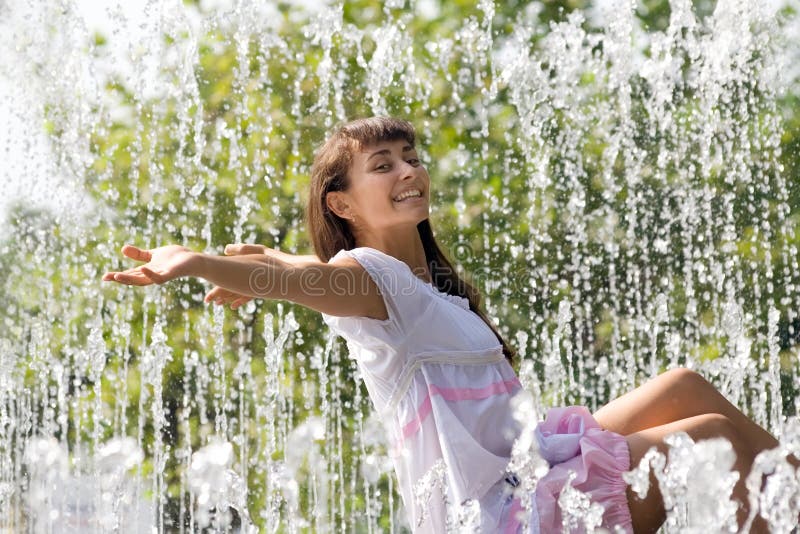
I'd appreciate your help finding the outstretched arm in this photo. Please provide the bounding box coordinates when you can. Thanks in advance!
[221,243,320,265]
[204,243,320,309]
[103,244,388,319]
[102,244,290,298]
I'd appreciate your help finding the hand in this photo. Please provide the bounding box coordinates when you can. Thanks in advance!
[203,243,268,308]
[103,244,196,286]
[204,286,253,310]
[223,243,268,256]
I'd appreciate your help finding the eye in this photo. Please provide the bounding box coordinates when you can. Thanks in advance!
[375,163,391,171]
[407,158,421,166]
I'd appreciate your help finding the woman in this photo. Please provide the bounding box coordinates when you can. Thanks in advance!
[104,117,780,532]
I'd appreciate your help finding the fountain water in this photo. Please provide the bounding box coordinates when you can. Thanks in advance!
[1,0,799,531]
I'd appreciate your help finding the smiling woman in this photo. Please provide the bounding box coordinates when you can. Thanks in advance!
[103,117,789,533]
[325,139,431,254]
[302,117,515,362]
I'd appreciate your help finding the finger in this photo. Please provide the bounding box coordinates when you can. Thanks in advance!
[140,266,168,284]
[240,244,266,254]
[220,294,242,305]
[210,289,237,303]
[111,272,154,286]
[225,244,265,256]
[121,244,152,263]
[231,297,251,309]
[204,288,222,303]
[105,269,144,280]
[205,286,226,298]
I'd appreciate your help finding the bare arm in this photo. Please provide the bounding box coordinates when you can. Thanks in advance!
[205,243,320,309]
[103,244,387,319]
[222,243,320,265]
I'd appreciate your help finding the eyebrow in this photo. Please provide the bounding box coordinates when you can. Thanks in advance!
[366,145,415,162]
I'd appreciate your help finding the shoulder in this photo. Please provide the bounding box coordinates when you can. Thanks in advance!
[326,252,363,270]
[330,247,413,279]
[322,247,434,330]
[274,251,387,320]
[329,247,399,265]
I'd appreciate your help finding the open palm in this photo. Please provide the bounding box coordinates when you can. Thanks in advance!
[103,244,196,286]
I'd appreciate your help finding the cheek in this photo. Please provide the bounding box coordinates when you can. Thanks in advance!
[355,189,393,215]
[420,171,430,189]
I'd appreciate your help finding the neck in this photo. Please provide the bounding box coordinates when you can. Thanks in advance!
[355,227,431,284]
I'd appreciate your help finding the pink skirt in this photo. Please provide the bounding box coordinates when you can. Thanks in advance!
[502,406,634,533]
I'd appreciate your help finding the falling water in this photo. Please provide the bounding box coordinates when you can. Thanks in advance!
[1,0,799,531]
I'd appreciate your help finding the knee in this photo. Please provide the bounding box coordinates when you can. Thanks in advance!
[698,412,737,436]
[662,367,711,396]
[694,413,752,460]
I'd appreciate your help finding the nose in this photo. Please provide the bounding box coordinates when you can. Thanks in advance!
[399,159,419,179]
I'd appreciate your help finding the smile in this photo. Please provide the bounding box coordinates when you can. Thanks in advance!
[393,189,422,202]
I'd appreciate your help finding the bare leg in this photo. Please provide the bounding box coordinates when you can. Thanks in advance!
[593,367,779,452]
[625,413,768,533]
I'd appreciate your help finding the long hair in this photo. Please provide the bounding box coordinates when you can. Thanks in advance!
[306,117,516,364]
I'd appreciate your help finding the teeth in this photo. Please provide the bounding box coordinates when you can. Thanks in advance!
[394,190,421,201]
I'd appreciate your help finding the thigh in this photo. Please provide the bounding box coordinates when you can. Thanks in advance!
[594,367,717,436]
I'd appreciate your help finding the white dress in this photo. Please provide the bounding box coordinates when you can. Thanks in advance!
[321,247,525,532]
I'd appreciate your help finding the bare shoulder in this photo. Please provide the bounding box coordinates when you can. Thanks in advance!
[326,255,361,269]
[285,257,388,320]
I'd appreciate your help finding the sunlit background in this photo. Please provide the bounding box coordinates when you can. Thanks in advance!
[1,0,799,531]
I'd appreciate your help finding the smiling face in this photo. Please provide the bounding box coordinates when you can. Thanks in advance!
[326,138,430,239]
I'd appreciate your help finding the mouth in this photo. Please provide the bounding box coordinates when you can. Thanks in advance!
[393,189,424,203]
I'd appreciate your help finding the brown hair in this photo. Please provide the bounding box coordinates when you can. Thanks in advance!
[306,117,516,364]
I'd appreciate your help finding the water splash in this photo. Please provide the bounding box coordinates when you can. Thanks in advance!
[557,471,605,532]
[188,440,251,531]
[624,432,741,532]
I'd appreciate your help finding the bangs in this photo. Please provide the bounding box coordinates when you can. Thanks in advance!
[337,116,416,149]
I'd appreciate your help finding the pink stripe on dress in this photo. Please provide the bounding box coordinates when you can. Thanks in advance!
[399,378,522,440]
[504,497,523,534]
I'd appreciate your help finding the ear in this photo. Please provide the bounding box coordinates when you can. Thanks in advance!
[325,191,353,220]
